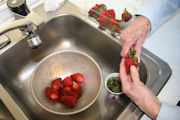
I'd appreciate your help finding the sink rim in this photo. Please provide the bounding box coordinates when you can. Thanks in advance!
[0,2,172,119]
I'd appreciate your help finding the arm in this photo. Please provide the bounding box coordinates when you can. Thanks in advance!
[119,58,161,119]
[119,58,180,119]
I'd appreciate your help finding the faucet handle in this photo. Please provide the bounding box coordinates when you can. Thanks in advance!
[7,0,30,17]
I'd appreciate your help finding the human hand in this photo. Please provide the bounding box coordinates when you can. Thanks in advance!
[119,58,161,119]
[120,16,151,57]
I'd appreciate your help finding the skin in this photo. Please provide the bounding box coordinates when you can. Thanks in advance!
[120,58,162,119]
[120,16,151,57]
[119,16,162,119]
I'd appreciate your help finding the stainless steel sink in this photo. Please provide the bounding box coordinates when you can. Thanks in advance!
[0,2,171,120]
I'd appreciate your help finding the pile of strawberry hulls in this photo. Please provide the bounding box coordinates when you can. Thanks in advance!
[125,50,140,74]
[88,4,132,34]
[45,73,84,108]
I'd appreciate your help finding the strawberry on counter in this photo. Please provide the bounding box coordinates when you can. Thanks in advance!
[88,4,107,18]
[122,8,132,22]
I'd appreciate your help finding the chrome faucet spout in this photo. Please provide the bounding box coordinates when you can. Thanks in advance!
[0,11,44,49]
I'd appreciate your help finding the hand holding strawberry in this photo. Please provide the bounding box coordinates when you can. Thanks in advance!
[125,50,139,74]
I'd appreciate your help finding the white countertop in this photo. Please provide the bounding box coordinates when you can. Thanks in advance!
[69,0,180,119]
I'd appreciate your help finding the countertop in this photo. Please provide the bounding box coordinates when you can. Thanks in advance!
[68,0,180,119]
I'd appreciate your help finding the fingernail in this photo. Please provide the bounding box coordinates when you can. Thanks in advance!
[138,56,140,62]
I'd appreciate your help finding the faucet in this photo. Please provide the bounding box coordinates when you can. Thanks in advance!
[0,0,44,49]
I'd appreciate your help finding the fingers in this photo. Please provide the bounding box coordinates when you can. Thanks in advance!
[134,34,146,58]
[120,31,134,57]
[130,65,140,83]
[121,41,132,57]
[134,40,142,58]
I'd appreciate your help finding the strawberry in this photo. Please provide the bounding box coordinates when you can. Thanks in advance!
[88,4,106,18]
[72,83,82,92]
[108,18,122,33]
[107,9,115,18]
[125,50,139,74]
[72,83,82,98]
[122,8,132,22]
[95,4,106,9]
[60,87,72,96]
[88,7,98,16]
[60,86,81,99]
[99,9,115,18]
[96,15,108,27]
[51,78,62,90]
[108,18,117,28]
[59,96,77,108]
[71,73,84,83]
[96,9,116,28]
[62,76,73,87]
[45,87,59,101]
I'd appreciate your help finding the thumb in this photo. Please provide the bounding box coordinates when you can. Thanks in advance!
[130,65,140,83]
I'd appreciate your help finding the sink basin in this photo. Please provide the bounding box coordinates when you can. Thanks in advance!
[0,5,171,120]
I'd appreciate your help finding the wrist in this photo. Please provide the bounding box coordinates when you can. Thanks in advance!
[135,15,151,32]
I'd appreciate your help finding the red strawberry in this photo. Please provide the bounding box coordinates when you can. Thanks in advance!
[71,73,84,83]
[72,83,82,98]
[60,87,72,96]
[108,18,121,33]
[97,15,108,27]
[51,78,62,90]
[125,50,139,74]
[71,91,80,99]
[45,87,59,101]
[45,87,51,97]
[125,56,135,74]
[62,76,73,87]
[88,4,106,18]
[59,96,77,108]
[95,4,106,9]
[60,86,80,99]
[88,7,98,16]
[107,9,115,18]
[72,83,82,92]
[122,8,132,22]
[108,18,117,28]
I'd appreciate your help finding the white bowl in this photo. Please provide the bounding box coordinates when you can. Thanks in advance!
[105,73,123,97]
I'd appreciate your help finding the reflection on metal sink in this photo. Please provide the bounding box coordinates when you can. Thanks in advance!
[0,4,171,120]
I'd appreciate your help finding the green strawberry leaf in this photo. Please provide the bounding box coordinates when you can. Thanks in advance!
[107,77,121,93]
[124,8,129,14]
[112,86,120,93]
[130,50,136,57]
[101,6,106,11]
